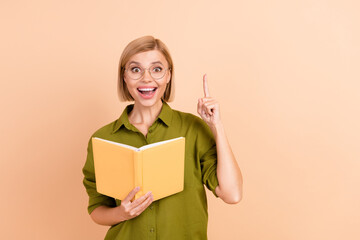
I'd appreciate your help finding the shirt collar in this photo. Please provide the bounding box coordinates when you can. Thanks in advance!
[112,99,173,134]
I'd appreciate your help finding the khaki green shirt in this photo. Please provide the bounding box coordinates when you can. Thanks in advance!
[82,99,219,240]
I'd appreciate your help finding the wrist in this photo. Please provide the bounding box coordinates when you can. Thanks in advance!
[210,121,224,138]
[114,206,127,223]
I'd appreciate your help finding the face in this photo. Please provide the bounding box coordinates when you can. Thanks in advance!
[124,50,171,107]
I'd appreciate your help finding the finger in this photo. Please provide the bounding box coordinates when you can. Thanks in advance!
[198,99,207,116]
[198,98,211,119]
[201,108,210,119]
[197,98,206,112]
[203,100,217,115]
[198,98,208,116]
[203,74,210,97]
[130,193,153,215]
[202,104,213,116]
[200,97,213,103]
[203,99,217,105]
[123,186,140,203]
[201,100,215,113]
[197,99,202,115]
[130,191,152,207]
[135,193,153,213]
[198,98,215,115]
[204,103,216,116]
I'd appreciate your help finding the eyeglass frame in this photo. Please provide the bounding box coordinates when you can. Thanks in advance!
[123,64,172,80]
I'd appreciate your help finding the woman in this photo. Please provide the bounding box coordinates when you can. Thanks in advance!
[82,35,243,239]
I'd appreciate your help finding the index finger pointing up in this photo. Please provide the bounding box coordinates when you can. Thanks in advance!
[203,74,210,97]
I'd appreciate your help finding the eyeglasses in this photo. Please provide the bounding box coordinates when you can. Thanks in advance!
[124,64,171,80]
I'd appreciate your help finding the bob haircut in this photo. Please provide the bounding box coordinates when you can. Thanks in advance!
[117,35,175,102]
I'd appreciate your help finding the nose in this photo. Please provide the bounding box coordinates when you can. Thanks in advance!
[141,69,153,82]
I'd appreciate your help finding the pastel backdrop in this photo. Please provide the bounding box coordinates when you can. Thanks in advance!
[1,0,359,239]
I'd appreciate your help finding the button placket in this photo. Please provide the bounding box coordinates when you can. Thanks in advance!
[146,123,157,142]
[147,202,156,239]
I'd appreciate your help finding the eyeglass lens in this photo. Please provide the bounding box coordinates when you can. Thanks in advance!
[127,64,167,80]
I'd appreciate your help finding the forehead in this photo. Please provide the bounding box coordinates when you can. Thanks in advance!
[127,50,168,67]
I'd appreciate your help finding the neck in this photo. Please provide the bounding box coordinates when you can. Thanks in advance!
[129,99,163,126]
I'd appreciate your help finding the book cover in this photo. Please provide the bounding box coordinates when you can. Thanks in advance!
[92,136,185,201]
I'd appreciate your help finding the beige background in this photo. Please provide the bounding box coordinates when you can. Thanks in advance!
[1,0,359,239]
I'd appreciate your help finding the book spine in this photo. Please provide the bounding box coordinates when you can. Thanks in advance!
[134,150,143,200]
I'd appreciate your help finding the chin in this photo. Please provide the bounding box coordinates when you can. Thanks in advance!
[134,97,162,107]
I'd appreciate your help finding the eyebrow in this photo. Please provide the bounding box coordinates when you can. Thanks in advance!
[127,61,164,66]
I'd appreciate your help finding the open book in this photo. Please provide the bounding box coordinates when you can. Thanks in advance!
[92,136,185,201]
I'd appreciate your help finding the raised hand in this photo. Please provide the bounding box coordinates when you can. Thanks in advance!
[117,186,153,221]
[197,74,221,128]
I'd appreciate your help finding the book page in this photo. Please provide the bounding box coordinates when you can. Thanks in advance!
[92,137,136,200]
[93,137,139,151]
[139,136,185,151]
[141,137,185,200]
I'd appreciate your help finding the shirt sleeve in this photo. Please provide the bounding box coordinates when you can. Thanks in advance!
[196,118,220,198]
[82,136,116,214]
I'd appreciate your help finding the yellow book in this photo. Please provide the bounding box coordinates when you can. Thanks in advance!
[92,136,185,201]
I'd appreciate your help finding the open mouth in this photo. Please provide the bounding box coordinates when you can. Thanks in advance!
[137,87,158,97]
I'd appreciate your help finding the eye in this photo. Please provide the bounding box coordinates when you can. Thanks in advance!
[152,67,163,72]
[130,67,141,73]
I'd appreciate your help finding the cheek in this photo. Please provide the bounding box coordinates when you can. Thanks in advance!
[158,77,169,86]
[124,80,135,91]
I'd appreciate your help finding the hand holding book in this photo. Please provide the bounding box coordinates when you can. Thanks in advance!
[115,186,154,222]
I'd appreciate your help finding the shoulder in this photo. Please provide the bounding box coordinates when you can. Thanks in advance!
[171,108,211,134]
[172,108,203,125]
[87,119,118,142]
[171,108,215,154]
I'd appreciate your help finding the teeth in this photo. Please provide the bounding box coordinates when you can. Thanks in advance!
[138,88,156,91]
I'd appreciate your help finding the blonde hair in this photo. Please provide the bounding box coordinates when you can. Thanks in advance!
[117,36,175,102]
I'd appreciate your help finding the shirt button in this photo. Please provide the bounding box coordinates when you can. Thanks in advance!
[149,206,153,210]
[148,129,153,133]
[150,228,155,233]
